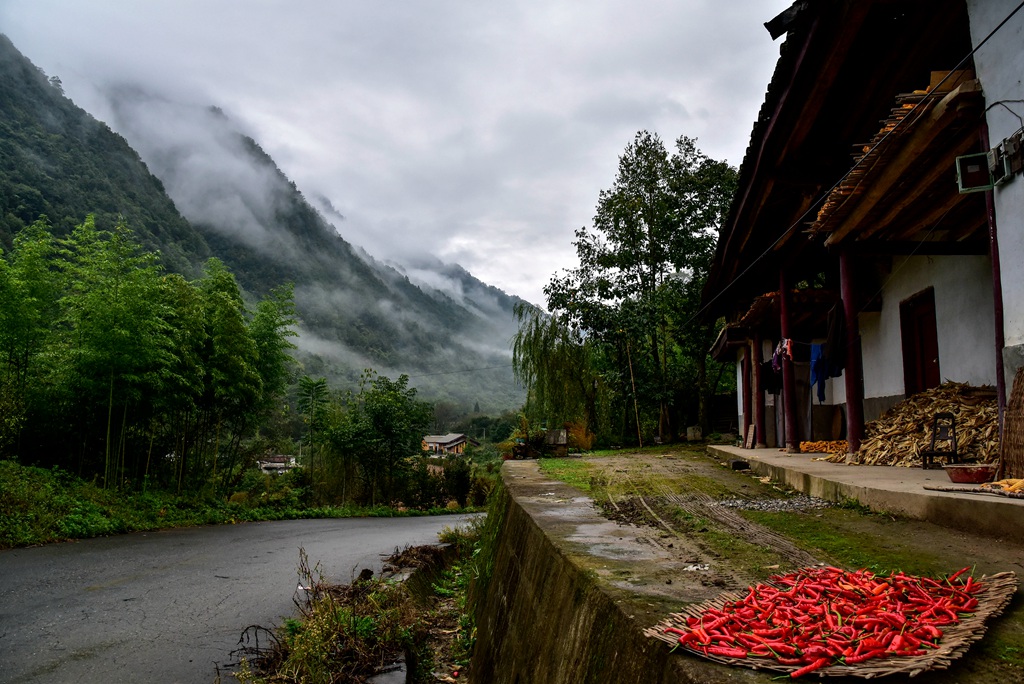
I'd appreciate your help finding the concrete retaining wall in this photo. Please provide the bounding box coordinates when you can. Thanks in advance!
[469,462,769,684]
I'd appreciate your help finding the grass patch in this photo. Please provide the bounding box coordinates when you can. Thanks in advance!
[678,473,739,499]
[741,507,946,575]
[699,526,785,577]
[232,550,422,683]
[537,458,596,492]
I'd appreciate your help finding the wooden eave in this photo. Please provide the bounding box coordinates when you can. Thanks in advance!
[812,78,987,249]
[737,289,840,335]
[710,323,750,362]
[703,0,976,319]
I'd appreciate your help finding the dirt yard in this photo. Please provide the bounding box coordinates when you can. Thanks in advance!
[539,445,1024,682]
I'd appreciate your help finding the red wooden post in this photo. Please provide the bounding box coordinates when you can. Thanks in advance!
[752,333,767,447]
[840,252,864,457]
[779,272,800,453]
[741,350,752,446]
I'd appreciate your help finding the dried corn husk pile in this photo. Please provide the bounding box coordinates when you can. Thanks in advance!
[824,382,998,466]
[983,479,1024,493]
[800,440,847,455]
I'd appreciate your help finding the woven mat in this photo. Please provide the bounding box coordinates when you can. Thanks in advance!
[644,571,1018,678]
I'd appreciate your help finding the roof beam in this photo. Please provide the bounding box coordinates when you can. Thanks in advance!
[824,81,982,246]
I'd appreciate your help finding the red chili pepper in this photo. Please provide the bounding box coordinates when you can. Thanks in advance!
[790,657,829,678]
[707,646,747,658]
[763,641,798,656]
[946,566,971,583]
[845,648,886,664]
[677,632,699,646]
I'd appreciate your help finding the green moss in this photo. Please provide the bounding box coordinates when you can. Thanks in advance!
[537,458,596,492]
[741,508,946,575]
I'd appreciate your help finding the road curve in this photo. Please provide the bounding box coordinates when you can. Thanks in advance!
[0,515,475,684]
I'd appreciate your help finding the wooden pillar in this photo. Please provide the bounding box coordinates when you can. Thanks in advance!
[752,333,767,447]
[741,349,753,446]
[840,252,865,457]
[779,272,800,453]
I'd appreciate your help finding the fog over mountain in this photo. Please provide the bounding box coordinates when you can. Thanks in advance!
[0,33,524,411]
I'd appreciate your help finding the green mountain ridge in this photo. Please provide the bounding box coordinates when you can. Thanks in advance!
[0,33,523,412]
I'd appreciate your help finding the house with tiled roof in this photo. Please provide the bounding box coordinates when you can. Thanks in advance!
[422,433,480,457]
[704,0,1024,465]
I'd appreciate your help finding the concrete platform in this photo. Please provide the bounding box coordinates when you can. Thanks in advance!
[707,444,1024,540]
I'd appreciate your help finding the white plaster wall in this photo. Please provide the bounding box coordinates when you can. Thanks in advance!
[858,255,997,400]
[967,0,1024,346]
[735,348,746,429]
[823,372,840,406]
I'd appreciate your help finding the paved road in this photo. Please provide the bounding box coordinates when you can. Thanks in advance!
[0,515,475,684]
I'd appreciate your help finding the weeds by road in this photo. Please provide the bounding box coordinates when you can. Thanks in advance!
[227,519,486,683]
[0,459,480,550]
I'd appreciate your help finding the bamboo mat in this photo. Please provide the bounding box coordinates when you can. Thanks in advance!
[644,571,1017,678]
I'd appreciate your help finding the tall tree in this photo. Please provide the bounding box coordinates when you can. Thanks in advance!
[195,258,262,485]
[53,216,170,486]
[339,371,433,506]
[0,219,60,454]
[297,375,329,500]
[543,132,736,440]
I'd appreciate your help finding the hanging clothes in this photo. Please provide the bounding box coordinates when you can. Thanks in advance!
[761,360,782,394]
[810,343,827,404]
[823,304,846,378]
[772,338,793,372]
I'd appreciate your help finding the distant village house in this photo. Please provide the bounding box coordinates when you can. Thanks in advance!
[257,455,298,474]
[422,433,479,457]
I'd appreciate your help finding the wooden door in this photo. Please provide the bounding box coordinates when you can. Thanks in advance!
[900,287,940,396]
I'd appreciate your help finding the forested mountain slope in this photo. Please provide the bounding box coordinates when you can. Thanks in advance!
[0,35,210,275]
[0,34,522,410]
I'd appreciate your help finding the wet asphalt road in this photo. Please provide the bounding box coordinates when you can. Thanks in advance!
[0,515,474,684]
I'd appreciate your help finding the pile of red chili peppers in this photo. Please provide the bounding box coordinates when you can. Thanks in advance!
[664,566,983,678]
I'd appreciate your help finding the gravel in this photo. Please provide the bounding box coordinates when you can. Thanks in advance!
[714,494,835,512]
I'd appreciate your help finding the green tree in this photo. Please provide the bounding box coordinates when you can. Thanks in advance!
[344,371,432,506]
[53,216,170,486]
[543,132,737,439]
[0,219,60,454]
[511,301,606,438]
[297,375,329,498]
[250,284,298,411]
[195,258,262,486]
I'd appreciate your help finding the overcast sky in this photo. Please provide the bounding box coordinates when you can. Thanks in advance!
[1,0,792,307]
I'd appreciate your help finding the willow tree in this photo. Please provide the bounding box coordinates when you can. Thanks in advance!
[511,301,605,438]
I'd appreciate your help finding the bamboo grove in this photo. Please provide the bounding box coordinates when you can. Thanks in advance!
[0,216,297,491]
[513,132,738,446]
